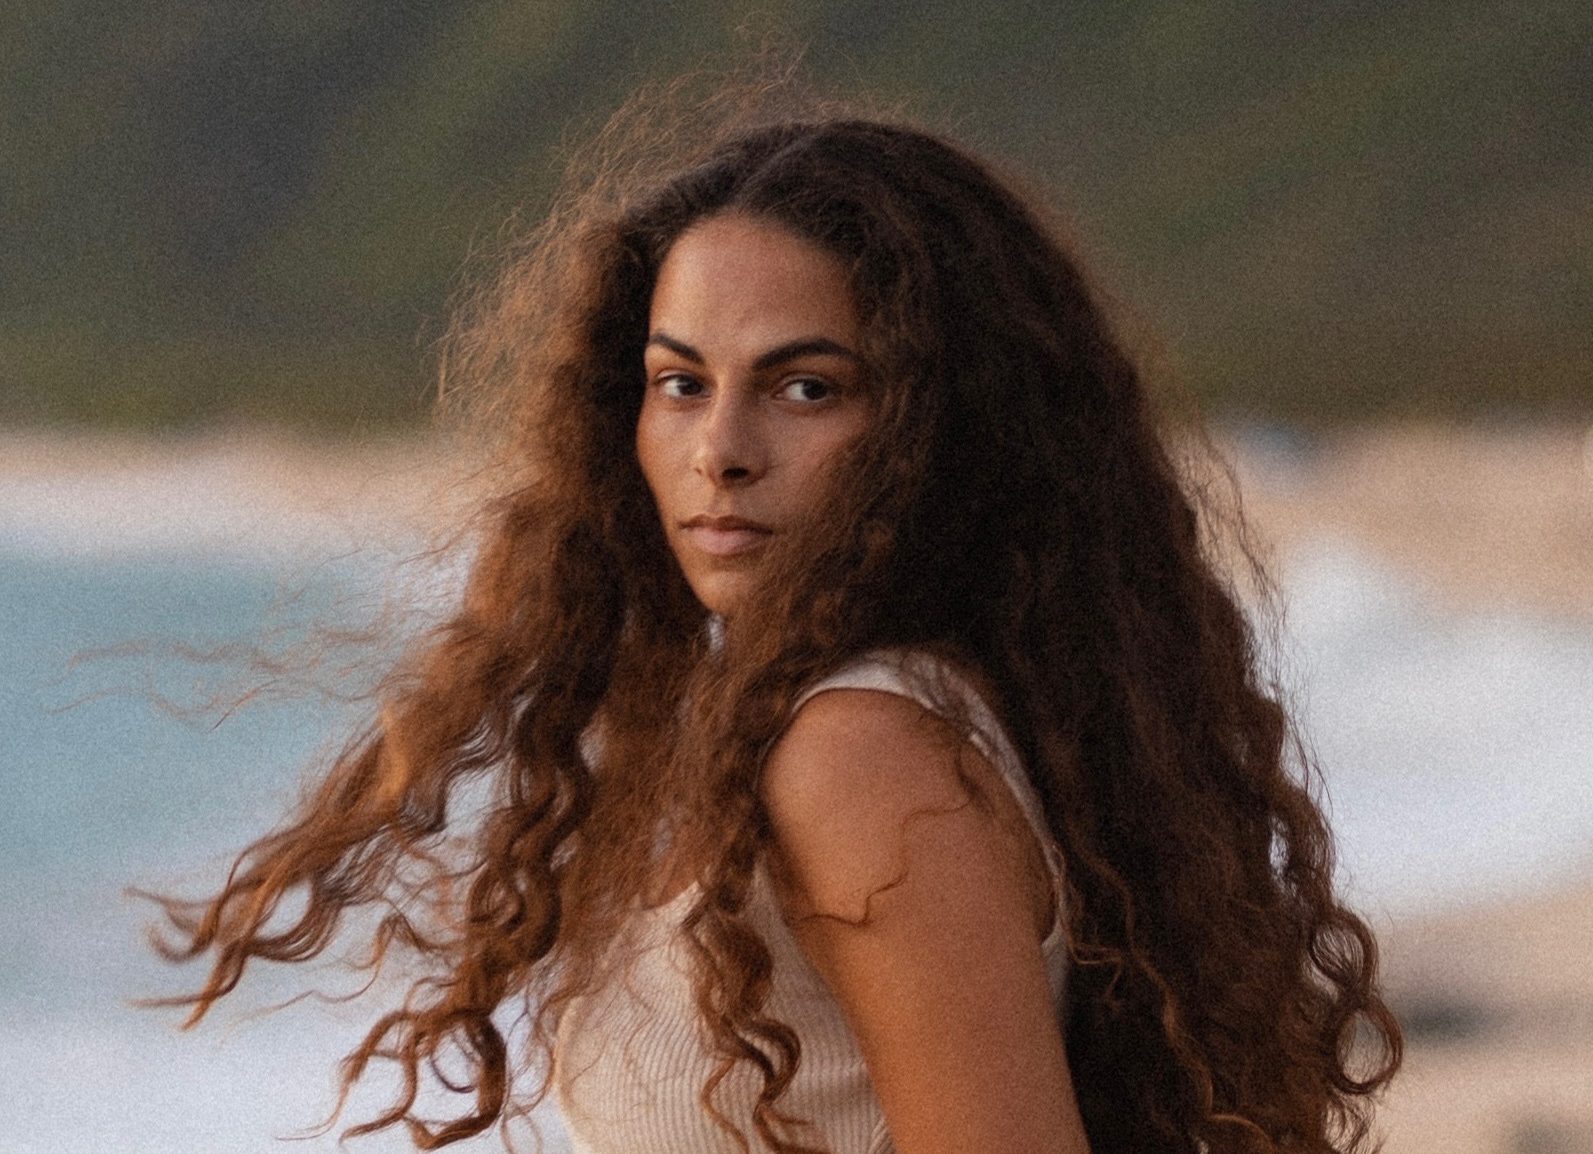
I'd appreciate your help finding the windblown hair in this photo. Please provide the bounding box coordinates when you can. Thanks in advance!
[152,77,1400,1154]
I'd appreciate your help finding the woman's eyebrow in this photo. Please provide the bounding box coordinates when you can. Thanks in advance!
[751,338,861,371]
[645,331,861,370]
[645,332,704,362]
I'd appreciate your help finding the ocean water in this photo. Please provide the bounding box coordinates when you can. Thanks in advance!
[3,506,1591,1152]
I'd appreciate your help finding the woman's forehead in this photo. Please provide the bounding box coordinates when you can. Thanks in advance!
[647,215,860,358]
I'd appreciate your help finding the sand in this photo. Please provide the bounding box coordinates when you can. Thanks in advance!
[0,428,461,560]
[1376,879,1593,1154]
[7,422,1591,620]
[1227,423,1593,623]
[6,422,1590,618]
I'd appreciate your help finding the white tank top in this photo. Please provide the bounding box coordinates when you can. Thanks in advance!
[553,650,1069,1153]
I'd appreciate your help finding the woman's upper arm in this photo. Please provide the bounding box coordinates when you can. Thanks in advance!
[761,688,1091,1154]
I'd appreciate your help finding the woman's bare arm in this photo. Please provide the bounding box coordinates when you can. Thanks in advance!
[761,687,1091,1154]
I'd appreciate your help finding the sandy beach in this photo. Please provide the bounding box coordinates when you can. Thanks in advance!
[0,429,460,560]
[1377,879,1593,1154]
[7,420,1590,613]
[1229,423,1593,624]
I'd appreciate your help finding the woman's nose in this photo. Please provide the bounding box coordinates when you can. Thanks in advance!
[692,393,766,485]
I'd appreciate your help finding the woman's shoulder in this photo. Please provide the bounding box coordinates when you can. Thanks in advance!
[760,676,997,924]
[769,659,967,802]
[762,648,1059,940]
[789,648,1031,811]
[772,648,998,833]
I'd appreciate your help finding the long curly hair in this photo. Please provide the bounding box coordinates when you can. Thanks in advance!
[150,76,1401,1154]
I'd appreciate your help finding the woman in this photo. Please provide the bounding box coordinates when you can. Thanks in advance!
[153,94,1401,1154]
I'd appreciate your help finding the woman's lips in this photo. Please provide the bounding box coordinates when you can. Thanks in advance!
[680,517,774,557]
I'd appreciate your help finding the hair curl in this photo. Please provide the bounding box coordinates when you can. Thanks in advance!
[149,72,1400,1154]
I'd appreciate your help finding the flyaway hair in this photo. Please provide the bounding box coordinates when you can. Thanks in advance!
[149,69,1400,1154]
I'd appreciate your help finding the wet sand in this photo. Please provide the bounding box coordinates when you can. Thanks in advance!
[1376,879,1593,1154]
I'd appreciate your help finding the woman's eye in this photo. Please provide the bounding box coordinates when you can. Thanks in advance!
[657,373,704,399]
[779,377,833,403]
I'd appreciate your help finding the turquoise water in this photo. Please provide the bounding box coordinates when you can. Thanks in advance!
[2,555,353,1001]
[3,537,1591,1152]
[0,550,529,1152]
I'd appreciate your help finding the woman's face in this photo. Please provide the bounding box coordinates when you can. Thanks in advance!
[636,213,870,618]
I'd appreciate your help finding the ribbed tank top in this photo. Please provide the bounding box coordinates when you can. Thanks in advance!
[553,650,1070,1154]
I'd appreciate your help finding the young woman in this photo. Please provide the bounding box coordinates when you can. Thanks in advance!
[154,95,1401,1154]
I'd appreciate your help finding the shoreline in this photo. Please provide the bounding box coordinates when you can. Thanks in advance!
[5,422,1590,619]
[0,428,460,562]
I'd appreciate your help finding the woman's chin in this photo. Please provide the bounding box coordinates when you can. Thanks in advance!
[688,572,751,621]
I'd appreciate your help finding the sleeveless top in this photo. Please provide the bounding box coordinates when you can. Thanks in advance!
[552,649,1070,1154]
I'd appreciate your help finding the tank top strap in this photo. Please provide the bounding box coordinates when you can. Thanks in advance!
[792,649,1067,895]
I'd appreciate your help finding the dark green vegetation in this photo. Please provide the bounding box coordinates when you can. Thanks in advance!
[6,0,1589,429]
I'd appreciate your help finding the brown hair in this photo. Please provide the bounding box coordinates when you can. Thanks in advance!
[150,77,1400,1154]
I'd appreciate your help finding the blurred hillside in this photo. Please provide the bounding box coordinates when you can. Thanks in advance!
[4,0,1589,429]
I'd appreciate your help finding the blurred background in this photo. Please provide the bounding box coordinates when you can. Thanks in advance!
[2,2,1590,1151]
